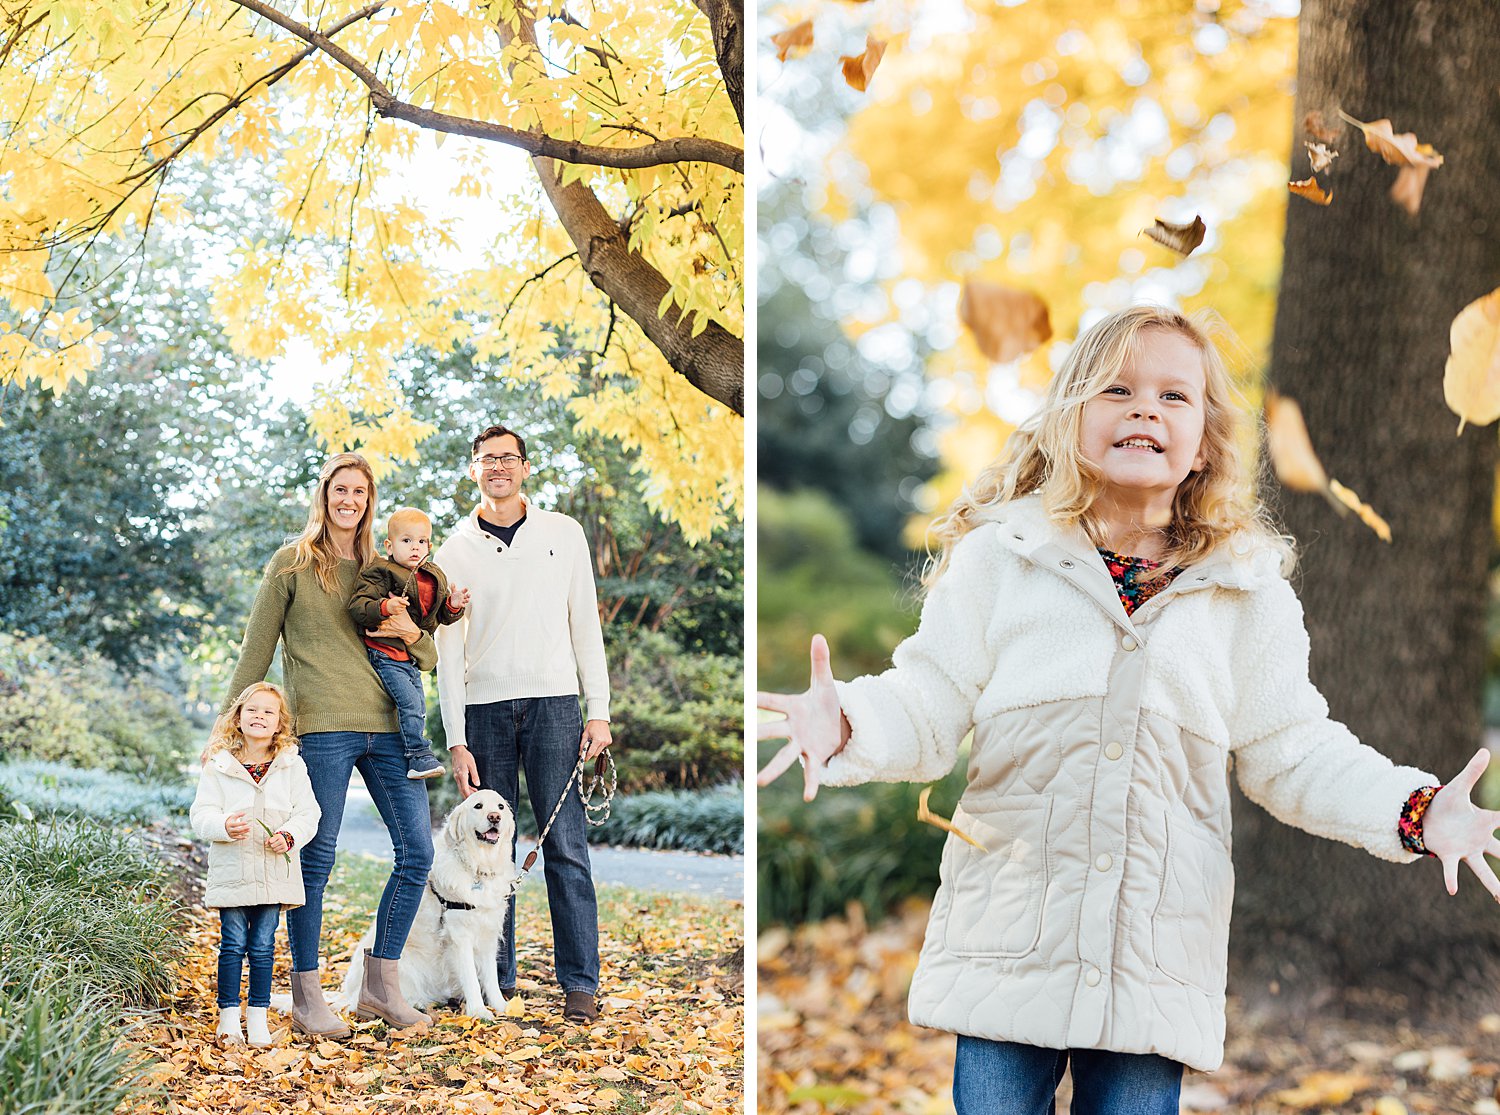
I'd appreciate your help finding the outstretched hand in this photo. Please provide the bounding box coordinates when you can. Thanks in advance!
[756,634,851,802]
[1422,748,1500,901]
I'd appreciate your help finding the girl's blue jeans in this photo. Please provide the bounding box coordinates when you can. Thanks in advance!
[953,1036,1183,1115]
[217,904,280,1008]
[287,730,434,970]
[464,696,599,994]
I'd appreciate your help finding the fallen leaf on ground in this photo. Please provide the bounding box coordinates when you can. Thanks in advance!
[1141,214,1206,256]
[1443,286,1500,433]
[1289,177,1333,205]
[957,281,1052,364]
[839,35,886,92]
[770,20,813,63]
[1274,1069,1373,1107]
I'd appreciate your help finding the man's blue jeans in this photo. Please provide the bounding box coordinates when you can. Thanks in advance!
[366,649,432,760]
[464,696,598,994]
[953,1036,1183,1115]
[217,904,280,1008]
[287,730,434,970]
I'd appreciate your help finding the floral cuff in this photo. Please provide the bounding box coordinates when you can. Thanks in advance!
[1398,785,1442,856]
[278,831,296,852]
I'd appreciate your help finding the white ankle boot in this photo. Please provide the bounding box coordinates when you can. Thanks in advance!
[216,1005,244,1045]
[245,1005,273,1047]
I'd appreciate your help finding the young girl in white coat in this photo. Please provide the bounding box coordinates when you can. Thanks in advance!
[757,305,1500,1114]
[191,682,321,1047]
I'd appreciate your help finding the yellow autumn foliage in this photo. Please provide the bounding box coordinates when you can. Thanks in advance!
[0,0,742,541]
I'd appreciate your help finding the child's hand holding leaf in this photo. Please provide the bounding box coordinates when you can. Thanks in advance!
[757,634,853,802]
[256,818,293,864]
[1422,748,1500,901]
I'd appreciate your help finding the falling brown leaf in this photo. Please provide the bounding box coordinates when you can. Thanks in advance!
[1390,163,1432,215]
[1266,391,1392,542]
[1264,391,1328,493]
[916,787,985,850]
[1443,286,1500,434]
[1141,214,1206,256]
[1304,109,1342,144]
[957,280,1052,364]
[1288,177,1333,206]
[770,20,813,63]
[839,35,886,93]
[1337,111,1444,168]
[1305,141,1338,173]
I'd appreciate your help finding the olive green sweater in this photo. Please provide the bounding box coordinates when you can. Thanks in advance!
[223,546,437,736]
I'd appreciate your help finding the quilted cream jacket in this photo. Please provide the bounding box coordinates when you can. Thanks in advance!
[190,749,321,910]
[821,496,1434,1072]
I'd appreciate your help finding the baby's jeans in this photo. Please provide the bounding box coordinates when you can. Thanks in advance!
[366,648,431,760]
[217,904,281,1008]
[953,1036,1183,1115]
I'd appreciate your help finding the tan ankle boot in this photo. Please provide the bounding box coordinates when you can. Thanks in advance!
[289,969,351,1039]
[356,950,431,1032]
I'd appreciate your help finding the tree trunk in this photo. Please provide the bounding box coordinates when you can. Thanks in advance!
[1231,0,1500,1010]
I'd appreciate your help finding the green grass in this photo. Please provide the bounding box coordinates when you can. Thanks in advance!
[0,760,194,825]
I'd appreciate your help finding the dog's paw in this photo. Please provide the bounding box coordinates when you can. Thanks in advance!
[464,1004,494,1021]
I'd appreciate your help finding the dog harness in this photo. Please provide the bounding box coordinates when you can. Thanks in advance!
[427,881,476,929]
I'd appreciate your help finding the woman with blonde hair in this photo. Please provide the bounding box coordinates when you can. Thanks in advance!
[758,305,1500,1113]
[224,452,435,1037]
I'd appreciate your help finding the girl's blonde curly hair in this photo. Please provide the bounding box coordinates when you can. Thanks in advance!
[201,682,300,763]
[926,305,1290,587]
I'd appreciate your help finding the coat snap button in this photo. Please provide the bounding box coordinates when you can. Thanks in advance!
[1085,968,1102,987]
[1120,634,1138,651]
[1095,854,1113,872]
[1059,559,1074,569]
[1104,742,1124,761]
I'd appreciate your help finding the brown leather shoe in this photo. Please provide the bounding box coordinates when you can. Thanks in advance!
[289,969,351,1039]
[563,991,598,1023]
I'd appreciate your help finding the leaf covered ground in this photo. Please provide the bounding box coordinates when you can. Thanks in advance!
[121,854,743,1114]
[758,902,1500,1115]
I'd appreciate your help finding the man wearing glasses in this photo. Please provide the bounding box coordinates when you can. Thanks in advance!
[434,424,612,1025]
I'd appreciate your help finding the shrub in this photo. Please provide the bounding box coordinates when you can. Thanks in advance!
[0,963,151,1115]
[757,764,968,929]
[0,761,194,825]
[0,632,194,775]
[0,818,183,1006]
[607,628,742,791]
[585,784,743,854]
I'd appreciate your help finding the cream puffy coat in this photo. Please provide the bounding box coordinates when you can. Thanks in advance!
[821,496,1434,1072]
[190,749,321,910]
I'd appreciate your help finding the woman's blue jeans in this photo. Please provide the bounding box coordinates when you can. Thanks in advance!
[953,1036,1183,1115]
[217,904,280,1008]
[287,730,434,971]
[464,696,599,994]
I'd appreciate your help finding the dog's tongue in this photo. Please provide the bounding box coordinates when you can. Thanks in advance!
[478,830,500,843]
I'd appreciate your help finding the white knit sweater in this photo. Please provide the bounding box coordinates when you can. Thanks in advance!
[434,502,610,747]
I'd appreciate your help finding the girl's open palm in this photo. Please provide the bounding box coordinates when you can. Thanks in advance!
[1423,748,1500,901]
[757,635,850,801]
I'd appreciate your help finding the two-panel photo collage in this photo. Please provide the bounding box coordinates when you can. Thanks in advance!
[5,1,1500,1112]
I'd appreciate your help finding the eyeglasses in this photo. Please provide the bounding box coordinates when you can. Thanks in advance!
[474,454,526,471]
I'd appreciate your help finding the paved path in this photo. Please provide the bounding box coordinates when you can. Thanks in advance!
[334,778,743,901]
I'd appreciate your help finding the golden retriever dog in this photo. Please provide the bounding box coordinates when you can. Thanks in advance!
[337,790,516,1019]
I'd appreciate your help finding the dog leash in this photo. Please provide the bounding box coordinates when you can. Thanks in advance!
[510,750,617,892]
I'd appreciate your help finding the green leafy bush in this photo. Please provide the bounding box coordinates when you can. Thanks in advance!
[0,632,195,775]
[608,629,743,792]
[0,818,183,1006]
[0,761,194,825]
[757,765,967,929]
[0,963,151,1115]
[585,784,743,854]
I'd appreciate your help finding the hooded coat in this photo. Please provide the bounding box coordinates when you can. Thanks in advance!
[190,748,322,910]
[820,496,1433,1072]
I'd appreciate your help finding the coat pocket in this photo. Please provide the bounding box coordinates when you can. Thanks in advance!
[1152,813,1233,994]
[206,846,244,890]
[941,796,1052,959]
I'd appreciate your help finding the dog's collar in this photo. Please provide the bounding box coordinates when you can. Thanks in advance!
[427,880,476,912]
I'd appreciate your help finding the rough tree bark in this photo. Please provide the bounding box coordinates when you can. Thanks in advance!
[1230,0,1500,1008]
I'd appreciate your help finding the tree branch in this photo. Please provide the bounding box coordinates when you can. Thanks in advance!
[689,0,743,131]
[223,0,744,172]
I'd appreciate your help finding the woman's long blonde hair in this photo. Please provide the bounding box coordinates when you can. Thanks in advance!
[926,305,1289,586]
[201,682,300,762]
[282,452,378,593]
